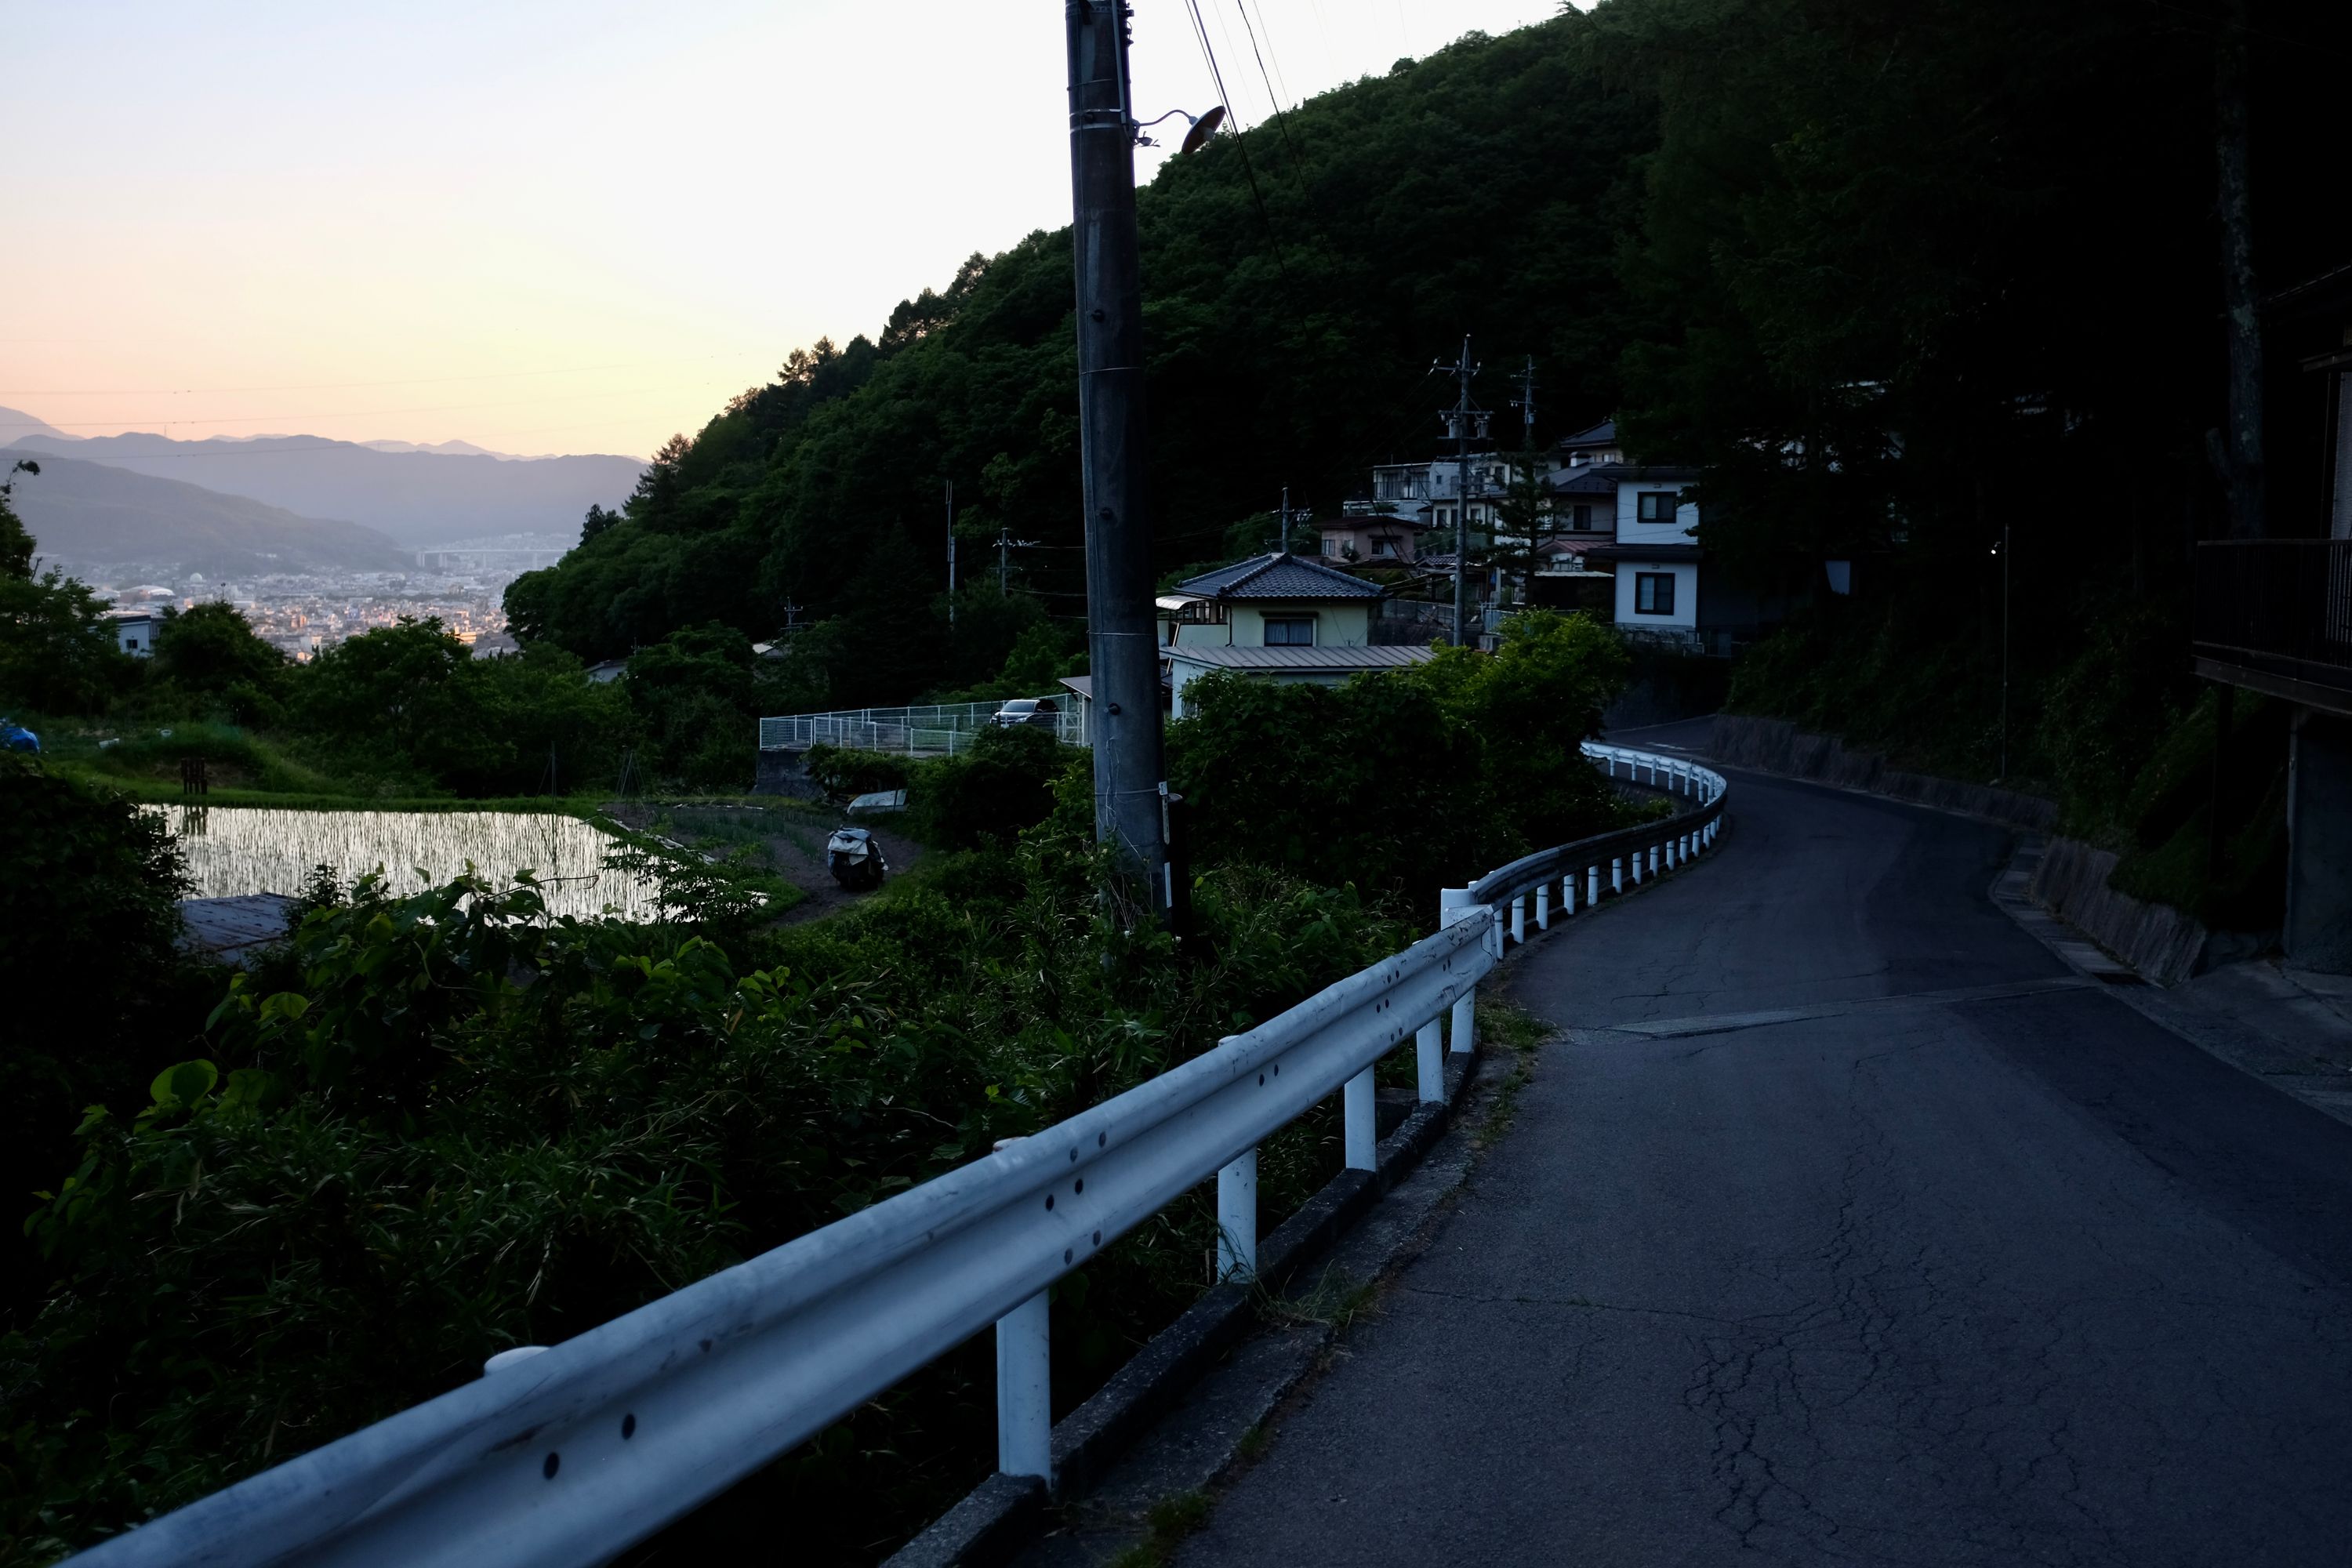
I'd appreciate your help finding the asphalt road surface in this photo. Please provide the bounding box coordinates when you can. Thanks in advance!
[1178,755,2352,1567]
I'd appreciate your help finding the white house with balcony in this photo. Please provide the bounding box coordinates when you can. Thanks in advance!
[1584,465,1704,639]
[1156,552,1385,648]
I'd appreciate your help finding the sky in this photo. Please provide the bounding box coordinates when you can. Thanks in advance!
[2,1,1567,462]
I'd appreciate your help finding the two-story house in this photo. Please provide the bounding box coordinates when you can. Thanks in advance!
[1157,551,1384,648]
[1155,551,1428,717]
[1316,512,1428,564]
[1585,466,1704,639]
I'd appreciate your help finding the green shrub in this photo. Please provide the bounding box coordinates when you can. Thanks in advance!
[3,826,1408,1563]
[803,743,913,800]
[1169,611,1635,916]
[906,725,1073,851]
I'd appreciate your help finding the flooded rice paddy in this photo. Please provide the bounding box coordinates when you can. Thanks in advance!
[151,807,664,920]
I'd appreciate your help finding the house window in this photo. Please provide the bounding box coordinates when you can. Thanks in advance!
[1264,615,1316,646]
[1373,539,1398,558]
[1634,572,1677,615]
[1571,503,1592,531]
[1636,492,1677,524]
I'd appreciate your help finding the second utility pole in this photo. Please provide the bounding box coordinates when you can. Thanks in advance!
[1440,336,1478,648]
[1065,0,1167,907]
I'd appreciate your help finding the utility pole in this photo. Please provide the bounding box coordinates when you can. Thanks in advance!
[1065,0,1167,905]
[998,525,1011,594]
[1278,485,1289,552]
[1513,355,1537,448]
[946,480,956,629]
[1998,521,2012,780]
[1433,336,1479,648]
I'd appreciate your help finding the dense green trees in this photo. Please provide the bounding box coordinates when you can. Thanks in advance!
[1169,612,1636,913]
[503,16,1657,699]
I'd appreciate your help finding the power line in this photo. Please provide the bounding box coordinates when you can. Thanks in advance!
[1182,0,1291,284]
[3,383,717,432]
[1236,0,1308,187]
[0,359,724,398]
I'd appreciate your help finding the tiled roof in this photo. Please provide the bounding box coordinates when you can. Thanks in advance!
[1558,419,1617,448]
[1163,644,1438,672]
[1550,468,1618,495]
[1171,552,1387,601]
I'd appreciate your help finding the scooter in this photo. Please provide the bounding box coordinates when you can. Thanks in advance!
[826,826,887,891]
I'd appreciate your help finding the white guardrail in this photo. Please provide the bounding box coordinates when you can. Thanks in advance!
[64,742,1726,1568]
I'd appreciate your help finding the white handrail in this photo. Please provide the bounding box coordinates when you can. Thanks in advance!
[62,742,1724,1568]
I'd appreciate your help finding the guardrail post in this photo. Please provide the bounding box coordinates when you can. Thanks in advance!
[996,1291,1051,1481]
[1511,895,1526,946]
[1588,864,1600,905]
[1218,1149,1258,1280]
[1649,844,1661,877]
[1612,856,1624,894]
[1417,1019,1444,1102]
[1535,883,1549,930]
[1345,1066,1377,1171]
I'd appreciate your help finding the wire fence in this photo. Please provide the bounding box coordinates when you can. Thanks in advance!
[759,699,1087,756]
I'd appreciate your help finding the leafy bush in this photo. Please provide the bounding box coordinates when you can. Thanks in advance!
[1169,612,1636,916]
[149,604,290,725]
[0,760,208,1327]
[906,724,1073,851]
[0,573,132,717]
[2,822,1408,1563]
[802,744,913,800]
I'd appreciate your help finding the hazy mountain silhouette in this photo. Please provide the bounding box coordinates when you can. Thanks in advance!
[5,430,644,548]
[11,453,413,577]
[0,405,74,441]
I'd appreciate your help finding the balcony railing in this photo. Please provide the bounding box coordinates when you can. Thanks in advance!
[2193,539,2352,695]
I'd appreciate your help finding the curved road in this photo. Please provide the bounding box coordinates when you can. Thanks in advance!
[1178,743,2352,1566]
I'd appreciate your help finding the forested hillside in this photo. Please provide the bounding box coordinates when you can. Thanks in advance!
[506,13,1653,705]
[510,0,2349,829]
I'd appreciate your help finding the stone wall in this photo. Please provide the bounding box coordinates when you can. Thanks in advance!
[1706,714,2060,829]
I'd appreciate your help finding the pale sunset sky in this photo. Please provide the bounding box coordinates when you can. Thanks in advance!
[3,1,1566,461]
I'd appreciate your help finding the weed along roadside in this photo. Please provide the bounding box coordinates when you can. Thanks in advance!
[11,710,1726,1568]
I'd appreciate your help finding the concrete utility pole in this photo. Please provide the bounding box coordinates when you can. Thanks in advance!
[1065,0,1167,905]
[1434,336,1479,647]
[946,480,956,629]
[2214,0,2265,539]
[1514,355,1537,448]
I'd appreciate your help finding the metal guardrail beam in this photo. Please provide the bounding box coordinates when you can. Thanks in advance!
[63,742,1726,1568]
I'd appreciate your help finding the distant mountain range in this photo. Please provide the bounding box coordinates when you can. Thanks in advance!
[10,453,415,578]
[4,423,644,550]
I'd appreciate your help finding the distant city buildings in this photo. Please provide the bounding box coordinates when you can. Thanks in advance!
[86,564,518,660]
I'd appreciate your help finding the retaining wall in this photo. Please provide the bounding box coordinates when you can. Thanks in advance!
[1704,714,2278,982]
[1707,714,2060,829]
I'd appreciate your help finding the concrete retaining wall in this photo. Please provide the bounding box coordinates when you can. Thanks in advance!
[753,745,825,800]
[2025,837,2213,985]
[1707,715,2060,829]
[1704,714,2277,982]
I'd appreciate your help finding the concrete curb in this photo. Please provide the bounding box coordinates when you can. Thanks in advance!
[884,1051,1482,1568]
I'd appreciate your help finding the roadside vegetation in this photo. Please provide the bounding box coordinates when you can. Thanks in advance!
[0,608,1643,1566]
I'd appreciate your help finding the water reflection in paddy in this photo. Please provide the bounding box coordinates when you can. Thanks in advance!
[151,807,662,920]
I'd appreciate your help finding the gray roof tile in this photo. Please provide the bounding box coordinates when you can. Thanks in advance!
[1171,551,1386,601]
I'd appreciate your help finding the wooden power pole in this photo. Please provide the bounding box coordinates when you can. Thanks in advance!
[1065,0,1167,907]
